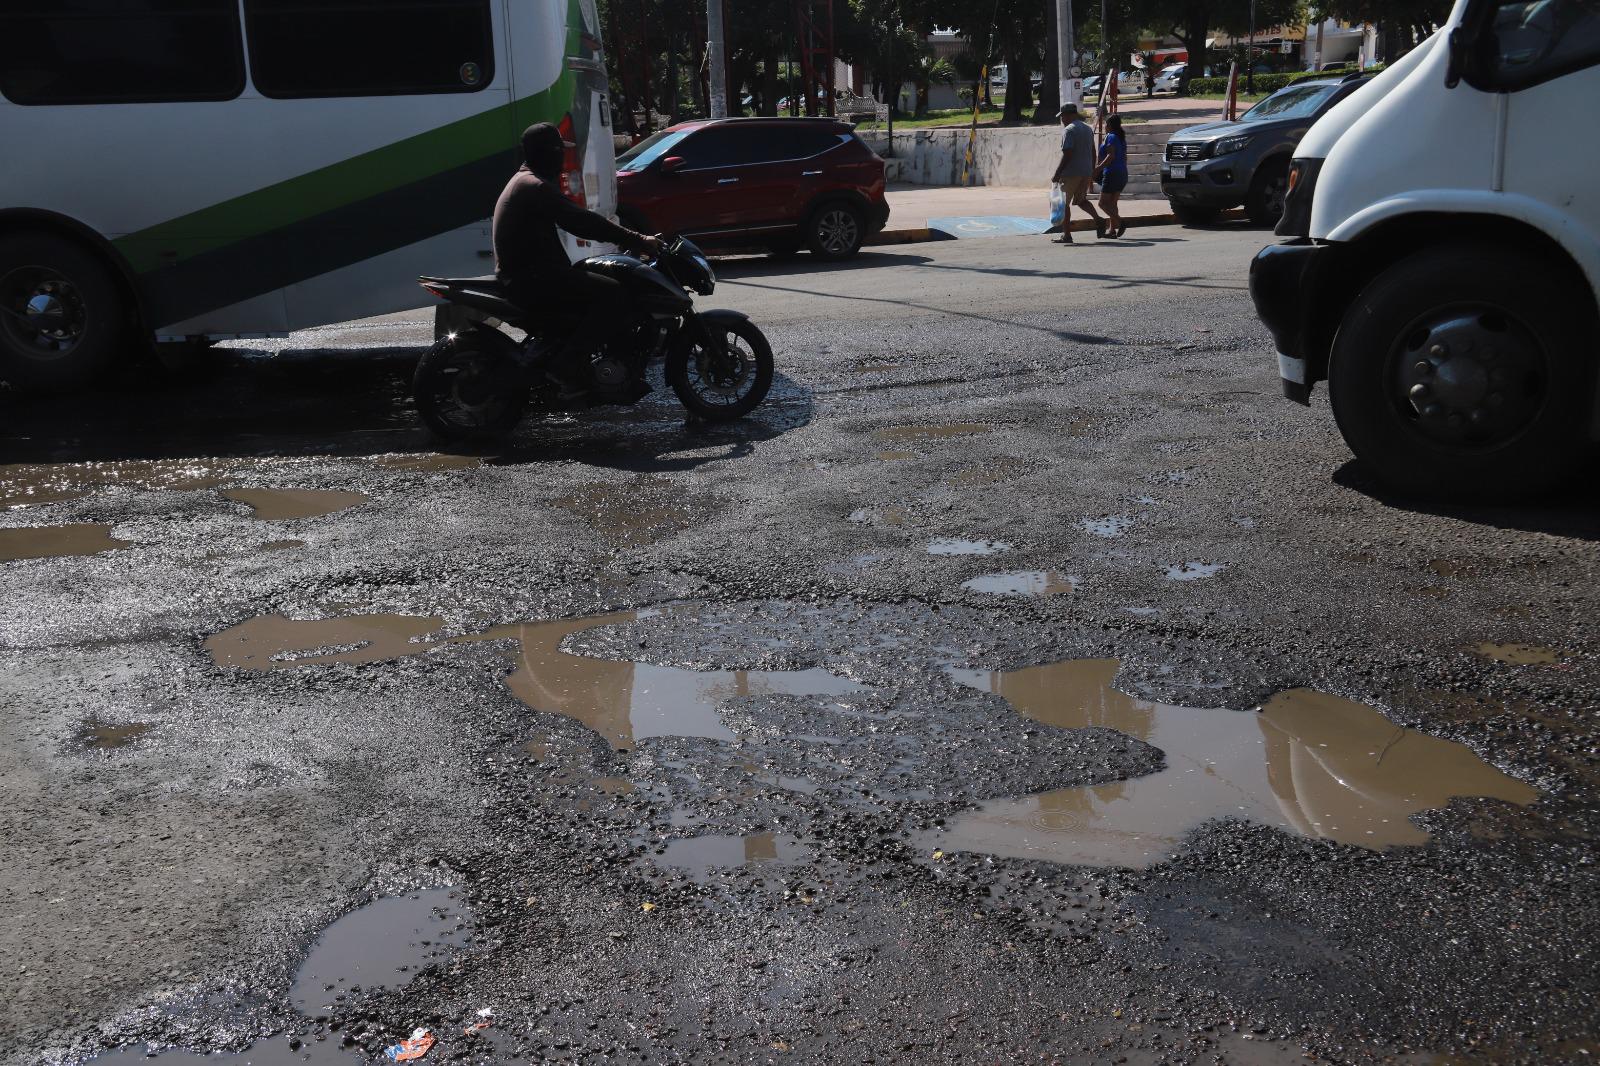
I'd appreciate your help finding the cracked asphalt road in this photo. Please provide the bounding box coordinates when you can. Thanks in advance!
[2,225,1596,1065]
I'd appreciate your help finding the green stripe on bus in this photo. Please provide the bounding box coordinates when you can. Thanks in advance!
[113,80,571,275]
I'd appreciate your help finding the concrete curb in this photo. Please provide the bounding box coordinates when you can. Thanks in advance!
[867,207,1246,246]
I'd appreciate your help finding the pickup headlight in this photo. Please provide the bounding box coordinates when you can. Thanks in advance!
[1214,134,1253,155]
[1276,157,1323,238]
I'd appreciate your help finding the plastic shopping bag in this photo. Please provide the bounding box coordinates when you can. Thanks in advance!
[1048,183,1067,228]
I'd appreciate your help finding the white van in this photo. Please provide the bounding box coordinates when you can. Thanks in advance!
[1250,0,1599,498]
[0,0,616,392]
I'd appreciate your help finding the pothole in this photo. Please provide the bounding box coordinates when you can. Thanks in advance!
[374,453,483,472]
[1164,562,1225,582]
[873,423,990,442]
[961,571,1078,597]
[922,660,1538,868]
[1472,641,1562,665]
[290,888,472,1014]
[224,488,369,520]
[76,719,152,750]
[204,614,445,670]
[654,833,809,878]
[927,538,1011,556]
[0,523,132,562]
[1081,516,1133,538]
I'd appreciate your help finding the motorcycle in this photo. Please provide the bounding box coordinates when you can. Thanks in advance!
[413,236,773,440]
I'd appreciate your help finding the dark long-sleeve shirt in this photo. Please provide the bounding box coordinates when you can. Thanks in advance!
[492,167,642,278]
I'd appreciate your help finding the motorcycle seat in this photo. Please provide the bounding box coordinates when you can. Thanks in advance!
[418,276,525,322]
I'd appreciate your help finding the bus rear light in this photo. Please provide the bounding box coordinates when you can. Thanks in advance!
[558,114,586,207]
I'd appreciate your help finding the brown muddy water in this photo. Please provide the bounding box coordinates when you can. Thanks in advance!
[207,611,867,750]
[76,719,152,749]
[961,570,1078,597]
[924,660,1539,868]
[373,453,482,472]
[0,459,226,509]
[1473,641,1562,665]
[223,488,369,520]
[0,523,131,562]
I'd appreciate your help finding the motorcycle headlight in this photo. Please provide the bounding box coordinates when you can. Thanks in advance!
[1214,134,1253,156]
[1276,157,1322,238]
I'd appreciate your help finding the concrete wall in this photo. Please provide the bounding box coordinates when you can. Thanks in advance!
[857,125,1065,187]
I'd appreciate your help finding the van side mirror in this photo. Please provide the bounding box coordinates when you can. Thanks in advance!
[1446,0,1492,88]
[659,155,686,174]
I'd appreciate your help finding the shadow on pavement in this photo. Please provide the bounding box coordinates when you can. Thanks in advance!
[1332,460,1600,541]
[0,346,813,472]
[711,249,934,280]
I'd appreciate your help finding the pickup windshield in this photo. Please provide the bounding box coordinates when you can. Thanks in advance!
[1239,82,1338,123]
[617,129,692,173]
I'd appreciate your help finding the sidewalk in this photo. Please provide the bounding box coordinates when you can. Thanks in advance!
[876,183,1239,243]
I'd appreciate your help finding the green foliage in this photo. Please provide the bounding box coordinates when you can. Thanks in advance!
[1184,64,1384,95]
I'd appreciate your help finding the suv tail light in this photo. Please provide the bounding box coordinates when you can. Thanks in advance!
[558,114,586,207]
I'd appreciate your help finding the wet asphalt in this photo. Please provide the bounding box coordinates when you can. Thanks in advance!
[2,225,1597,1065]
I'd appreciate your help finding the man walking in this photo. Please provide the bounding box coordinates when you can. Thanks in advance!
[1051,104,1107,244]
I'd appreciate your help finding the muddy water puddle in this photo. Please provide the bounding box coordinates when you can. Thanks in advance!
[207,611,867,750]
[1164,561,1225,582]
[925,660,1538,868]
[374,453,482,472]
[962,570,1078,597]
[1473,641,1562,665]
[0,459,226,510]
[0,523,131,561]
[1081,516,1134,538]
[873,423,990,442]
[224,488,369,520]
[76,719,152,749]
[89,1041,361,1065]
[291,888,471,1013]
[657,833,808,875]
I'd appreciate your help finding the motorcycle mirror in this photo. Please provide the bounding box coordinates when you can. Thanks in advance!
[659,155,687,174]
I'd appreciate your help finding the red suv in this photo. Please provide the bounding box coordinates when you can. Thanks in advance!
[615,117,889,260]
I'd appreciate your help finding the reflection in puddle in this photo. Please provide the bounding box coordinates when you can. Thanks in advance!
[927,660,1538,868]
[1473,642,1561,665]
[874,423,990,442]
[224,488,369,520]
[1164,562,1224,582]
[1081,516,1133,538]
[658,833,808,875]
[77,719,151,749]
[208,611,868,751]
[468,615,866,749]
[927,537,1011,556]
[204,614,445,669]
[375,453,482,472]
[290,888,471,1013]
[0,523,131,562]
[962,571,1078,597]
[0,460,226,509]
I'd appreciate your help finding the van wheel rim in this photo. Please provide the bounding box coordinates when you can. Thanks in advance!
[1390,307,1545,448]
[816,210,859,255]
[1,267,87,359]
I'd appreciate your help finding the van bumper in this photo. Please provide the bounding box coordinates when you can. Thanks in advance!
[1249,239,1336,405]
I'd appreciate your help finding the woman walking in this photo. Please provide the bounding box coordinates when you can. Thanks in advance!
[1096,115,1130,238]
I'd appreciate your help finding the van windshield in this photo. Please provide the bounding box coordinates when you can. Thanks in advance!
[617,129,692,172]
[1238,82,1338,123]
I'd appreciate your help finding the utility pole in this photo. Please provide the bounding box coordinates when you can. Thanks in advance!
[1313,7,1325,71]
[1056,0,1078,110]
[708,0,729,118]
[1247,0,1256,95]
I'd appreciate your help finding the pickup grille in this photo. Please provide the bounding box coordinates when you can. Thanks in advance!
[1166,142,1206,161]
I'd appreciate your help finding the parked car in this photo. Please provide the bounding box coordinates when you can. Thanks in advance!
[1160,74,1370,227]
[1153,63,1186,92]
[1251,0,1600,501]
[1084,69,1147,99]
[616,117,889,260]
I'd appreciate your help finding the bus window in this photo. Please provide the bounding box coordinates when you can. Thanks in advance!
[244,0,496,99]
[0,0,245,106]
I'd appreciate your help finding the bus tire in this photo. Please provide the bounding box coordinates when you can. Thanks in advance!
[1327,244,1592,501]
[0,231,125,392]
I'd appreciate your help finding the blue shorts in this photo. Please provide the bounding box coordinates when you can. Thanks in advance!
[1100,170,1128,195]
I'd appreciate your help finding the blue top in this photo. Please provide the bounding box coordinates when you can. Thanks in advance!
[1101,131,1128,176]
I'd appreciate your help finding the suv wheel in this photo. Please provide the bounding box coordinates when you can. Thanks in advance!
[1246,161,1289,227]
[806,202,865,260]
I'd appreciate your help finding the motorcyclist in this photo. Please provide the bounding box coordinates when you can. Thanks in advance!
[493,122,661,395]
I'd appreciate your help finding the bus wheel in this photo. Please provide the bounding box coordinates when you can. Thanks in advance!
[0,232,125,392]
[1328,244,1592,501]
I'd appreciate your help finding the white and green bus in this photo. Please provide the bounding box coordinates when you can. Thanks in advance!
[0,0,616,391]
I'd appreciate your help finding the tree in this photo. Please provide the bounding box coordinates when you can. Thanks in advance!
[1134,0,1302,92]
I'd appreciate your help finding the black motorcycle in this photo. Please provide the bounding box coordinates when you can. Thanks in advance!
[413,237,773,440]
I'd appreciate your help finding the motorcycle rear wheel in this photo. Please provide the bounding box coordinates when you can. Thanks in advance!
[413,334,528,441]
[668,317,774,421]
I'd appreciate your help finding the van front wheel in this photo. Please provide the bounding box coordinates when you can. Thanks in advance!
[1328,245,1593,501]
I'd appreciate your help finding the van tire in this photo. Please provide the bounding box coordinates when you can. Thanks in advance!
[806,201,865,260]
[0,231,125,392]
[1327,245,1592,501]
[1245,160,1289,227]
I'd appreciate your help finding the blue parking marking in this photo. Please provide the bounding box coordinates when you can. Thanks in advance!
[925,215,1053,239]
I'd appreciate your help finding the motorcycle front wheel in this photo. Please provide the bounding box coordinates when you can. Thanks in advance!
[413,333,528,441]
[667,316,774,422]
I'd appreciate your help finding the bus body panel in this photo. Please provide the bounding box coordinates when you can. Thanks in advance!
[0,0,612,339]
